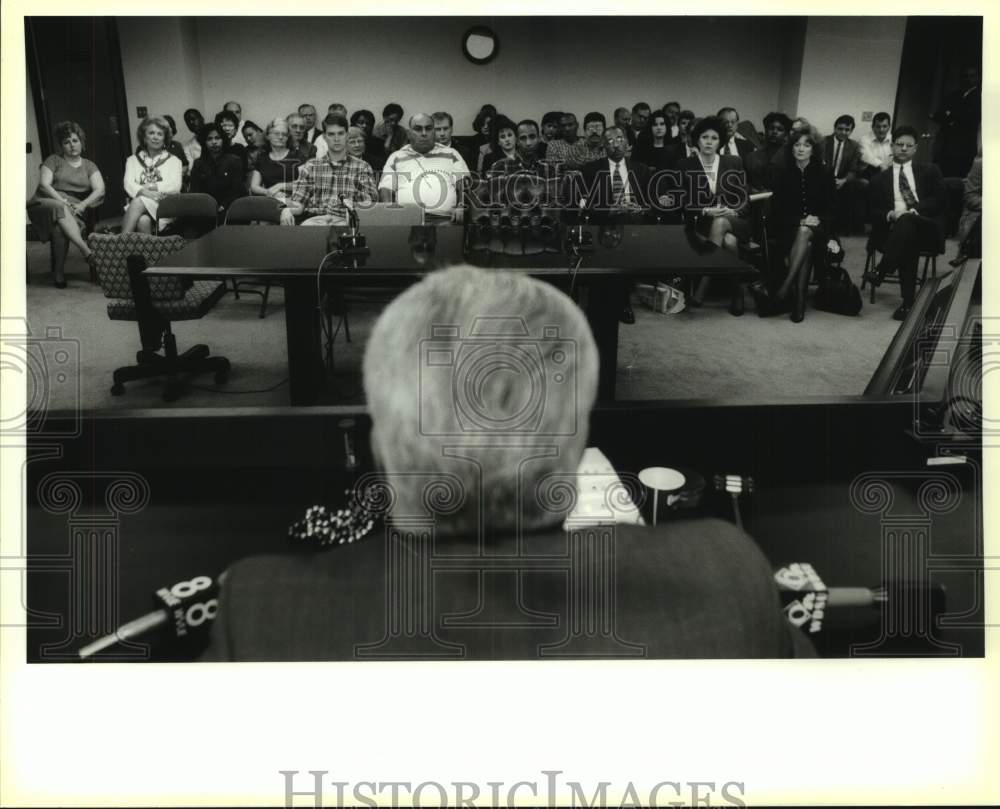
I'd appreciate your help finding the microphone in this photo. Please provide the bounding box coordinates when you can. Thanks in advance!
[336,194,369,258]
[568,197,594,251]
[78,572,226,659]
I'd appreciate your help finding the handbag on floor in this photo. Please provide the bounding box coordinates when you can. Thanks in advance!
[813,239,862,316]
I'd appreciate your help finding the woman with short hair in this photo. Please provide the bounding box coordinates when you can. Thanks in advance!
[249,118,307,204]
[27,120,105,287]
[215,110,247,171]
[479,114,517,175]
[122,115,183,233]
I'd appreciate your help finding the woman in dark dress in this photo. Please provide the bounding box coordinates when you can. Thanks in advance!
[767,126,835,322]
[677,115,750,306]
[241,119,266,176]
[215,110,247,172]
[350,109,386,169]
[633,110,675,171]
[479,114,517,175]
[248,118,307,206]
[189,122,245,218]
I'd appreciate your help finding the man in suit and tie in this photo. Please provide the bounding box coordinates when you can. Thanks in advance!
[823,114,865,233]
[717,107,756,162]
[578,126,656,323]
[865,125,947,320]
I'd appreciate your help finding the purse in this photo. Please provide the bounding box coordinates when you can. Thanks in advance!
[814,265,863,316]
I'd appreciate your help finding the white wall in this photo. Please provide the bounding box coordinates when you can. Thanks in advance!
[795,17,906,135]
[118,16,794,136]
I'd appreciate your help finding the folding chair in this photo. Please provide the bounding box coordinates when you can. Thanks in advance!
[223,195,284,318]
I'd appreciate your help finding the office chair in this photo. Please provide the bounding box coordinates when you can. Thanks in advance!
[223,195,283,318]
[155,193,218,238]
[88,232,230,401]
[859,236,939,304]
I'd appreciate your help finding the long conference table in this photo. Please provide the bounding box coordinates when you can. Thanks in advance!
[148,224,754,404]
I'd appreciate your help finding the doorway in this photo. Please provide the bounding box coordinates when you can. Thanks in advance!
[25,17,131,215]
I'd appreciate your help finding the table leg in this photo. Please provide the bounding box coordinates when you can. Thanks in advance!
[585,278,621,402]
[283,277,325,405]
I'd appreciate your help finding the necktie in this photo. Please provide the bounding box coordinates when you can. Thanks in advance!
[611,161,625,205]
[833,141,843,177]
[898,168,918,210]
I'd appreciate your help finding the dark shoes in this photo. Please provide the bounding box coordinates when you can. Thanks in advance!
[620,304,635,324]
[862,269,883,288]
[53,279,67,289]
[892,304,912,321]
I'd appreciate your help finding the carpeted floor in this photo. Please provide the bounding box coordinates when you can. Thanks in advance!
[21,233,960,411]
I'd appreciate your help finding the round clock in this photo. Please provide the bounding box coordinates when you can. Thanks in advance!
[462,26,499,65]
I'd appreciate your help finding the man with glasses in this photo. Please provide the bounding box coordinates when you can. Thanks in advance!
[565,111,608,169]
[864,125,947,320]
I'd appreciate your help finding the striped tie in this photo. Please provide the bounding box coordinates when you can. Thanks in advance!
[611,162,625,206]
[898,168,918,210]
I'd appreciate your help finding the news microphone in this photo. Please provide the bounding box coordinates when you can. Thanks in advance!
[78,573,226,659]
[774,562,889,634]
[337,195,369,258]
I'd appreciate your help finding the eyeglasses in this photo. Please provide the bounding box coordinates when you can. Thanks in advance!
[605,135,627,144]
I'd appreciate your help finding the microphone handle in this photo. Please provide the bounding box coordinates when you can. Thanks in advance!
[78,610,168,659]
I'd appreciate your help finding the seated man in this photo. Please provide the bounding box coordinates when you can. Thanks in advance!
[204,264,812,661]
[485,119,559,211]
[859,112,893,181]
[717,107,757,161]
[864,125,947,320]
[379,113,470,223]
[565,111,608,169]
[311,105,350,159]
[823,114,866,233]
[280,113,377,226]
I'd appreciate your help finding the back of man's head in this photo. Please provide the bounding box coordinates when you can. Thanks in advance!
[363,265,599,537]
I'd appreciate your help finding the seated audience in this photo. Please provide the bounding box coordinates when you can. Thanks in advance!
[327,103,348,118]
[215,110,247,172]
[203,264,812,661]
[864,125,947,320]
[717,107,756,160]
[346,125,385,177]
[663,101,683,143]
[281,113,377,227]
[540,111,562,147]
[766,125,834,322]
[298,103,322,144]
[122,115,183,234]
[223,101,247,145]
[189,122,246,217]
[27,120,105,286]
[822,114,865,233]
[545,112,579,166]
[373,102,408,154]
[284,113,314,159]
[470,108,493,159]
[630,101,651,145]
[634,109,676,170]
[678,115,750,305]
[350,109,386,166]
[565,111,607,169]
[181,108,204,165]
[479,114,518,174]
[432,111,472,169]
[379,113,470,223]
[859,112,893,180]
[614,106,634,146]
[744,111,791,191]
[241,120,267,173]
[249,118,308,204]
[487,119,553,177]
[486,119,557,209]
[161,115,190,177]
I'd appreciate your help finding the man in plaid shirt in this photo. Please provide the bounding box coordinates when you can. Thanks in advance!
[281,113,377,226]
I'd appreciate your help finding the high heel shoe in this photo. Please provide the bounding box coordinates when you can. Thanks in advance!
[791,277,807,323]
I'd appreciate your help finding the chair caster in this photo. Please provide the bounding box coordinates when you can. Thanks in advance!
[111,382,125,396]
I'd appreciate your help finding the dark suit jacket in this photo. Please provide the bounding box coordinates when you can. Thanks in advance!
[676,154,748,220]
[719,137,756,162]
[577,156,657,223]
[821,136,862,181]
[203,518,813,661]
[770,158,835,232]
[869,161,947,251]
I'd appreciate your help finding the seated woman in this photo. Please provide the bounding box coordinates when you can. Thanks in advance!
[189,121,246,218]
[346,125,385,180]
[470,109,493,169]
[478,115,517,175]
[634,110,675,171]
[677,115,750,306]
[349,109,386,169]
[765,126,834,322]
[241,119,267,175]
[215,110,247,172]
[249,118,307,207]
[27,120,105,287]
[122,115,183,234]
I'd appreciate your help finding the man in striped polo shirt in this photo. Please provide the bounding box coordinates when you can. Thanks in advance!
[379,113,470,223]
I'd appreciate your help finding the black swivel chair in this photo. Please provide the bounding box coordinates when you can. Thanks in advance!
[155,192,219,239]
[88,232,230,401]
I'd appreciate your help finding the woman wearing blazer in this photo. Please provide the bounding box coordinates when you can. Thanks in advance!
[677,115,750,305]
[765,126,835,322]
